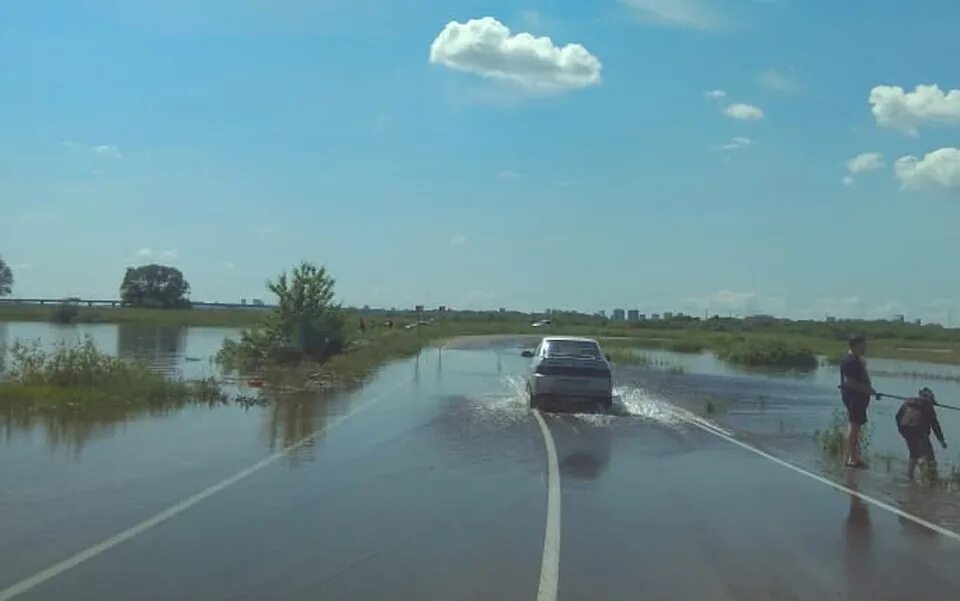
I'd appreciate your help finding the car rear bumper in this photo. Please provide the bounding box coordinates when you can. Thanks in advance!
[531,392,612,412]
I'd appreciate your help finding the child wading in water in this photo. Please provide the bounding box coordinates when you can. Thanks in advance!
[895,387,948,480]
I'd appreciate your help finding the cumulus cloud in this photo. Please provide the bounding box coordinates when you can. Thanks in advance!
[724,103,764,120]
[756,68,801,94]
[869,84,960,135]
[894,147,960,190]
[846,152,884,174]
[704,89,727,99]
[716,136,753,150]
[429,17,601,91]
[620,0,726,30]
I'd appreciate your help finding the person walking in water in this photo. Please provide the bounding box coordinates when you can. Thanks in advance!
[840,336,877,468]
[896,387,947,480]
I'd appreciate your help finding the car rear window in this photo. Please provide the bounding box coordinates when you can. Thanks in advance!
[545,340,601,359]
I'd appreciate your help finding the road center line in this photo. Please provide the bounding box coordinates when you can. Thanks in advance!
[532,410,561,601]
[0,379,410,601]
[675,412,960,542]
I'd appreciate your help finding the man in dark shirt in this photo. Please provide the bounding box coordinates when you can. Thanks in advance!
[840,335,877,468]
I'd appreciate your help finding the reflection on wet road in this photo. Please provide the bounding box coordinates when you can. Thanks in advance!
[2,337,960,600]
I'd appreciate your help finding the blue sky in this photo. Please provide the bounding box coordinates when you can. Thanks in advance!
[2,1,959,322]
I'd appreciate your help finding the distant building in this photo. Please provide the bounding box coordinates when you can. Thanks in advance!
[638,313,647,321]
[627,309,640,321]
[893,314,905,323]
[597,309,606,318]
[499,307,506,313]
[612,308,626,321]
[651,313,661,321]
[663,312,674,320]
[251,298,265,306]
[913,318,922,326]
[241,298,247,305]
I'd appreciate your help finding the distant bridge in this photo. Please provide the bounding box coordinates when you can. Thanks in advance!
[0,298,276,310]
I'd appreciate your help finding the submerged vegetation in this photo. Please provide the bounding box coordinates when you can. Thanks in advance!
[816,409,872,460]
[0,338,225,408]
[716,338,818,369]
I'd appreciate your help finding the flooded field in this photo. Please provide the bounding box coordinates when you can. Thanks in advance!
[1,331,959,600]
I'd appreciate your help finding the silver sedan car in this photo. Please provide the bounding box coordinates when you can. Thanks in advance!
[522,336,613,412]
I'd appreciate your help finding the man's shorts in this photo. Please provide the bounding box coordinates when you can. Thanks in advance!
[901,428,935,461]
[842,397,869,425]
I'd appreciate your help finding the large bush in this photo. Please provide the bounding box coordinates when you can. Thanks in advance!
[219,262,346,368]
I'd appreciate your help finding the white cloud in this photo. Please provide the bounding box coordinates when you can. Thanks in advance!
[429,17,601,92]
[496,169,521,180]
[841,176,855,187]
[91,144,121,157]
[133,248,180,261]
[620,0,726,30]
[704,89,727,99]
[450,235,468,247]
[756,68,801,94]
[681,289,780,316]
[894,147,960,190]
[62,141,122,157]
[846,152,884,174]
[723,103,764,120]
[869,84,960,135]
[716,136,753,150]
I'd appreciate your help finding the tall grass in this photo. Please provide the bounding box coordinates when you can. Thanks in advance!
[717,338,818,369]
[0,338,224,407]
[817,409,872,460]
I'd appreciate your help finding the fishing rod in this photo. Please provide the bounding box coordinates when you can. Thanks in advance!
[876,392,960,411]
[836,386,960,411]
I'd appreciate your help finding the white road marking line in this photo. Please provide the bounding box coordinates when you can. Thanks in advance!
[532,410,561,601]
[674,412,960,543]
[0,380,410,601]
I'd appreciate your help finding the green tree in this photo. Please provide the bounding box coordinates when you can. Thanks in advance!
[268,261,345,358]
[217,261,345,367]
[0,255,12,297]
[120,264,191,308]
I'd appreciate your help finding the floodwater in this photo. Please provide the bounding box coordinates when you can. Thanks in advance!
[1,327,959,600]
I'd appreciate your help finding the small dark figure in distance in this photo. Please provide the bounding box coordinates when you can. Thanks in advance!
[896,387,947,480]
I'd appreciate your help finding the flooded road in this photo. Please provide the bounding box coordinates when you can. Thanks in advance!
[2,332,960,600]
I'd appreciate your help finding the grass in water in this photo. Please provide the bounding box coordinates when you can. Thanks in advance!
[0,337,224,408]
[816,409,872,461]
[717,338,818,369]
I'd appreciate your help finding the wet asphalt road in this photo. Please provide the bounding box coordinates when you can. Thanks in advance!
[2,339,959,600]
